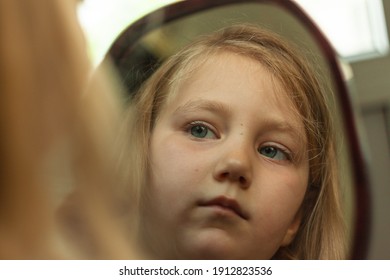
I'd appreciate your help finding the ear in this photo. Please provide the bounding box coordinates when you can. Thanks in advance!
[281,210,302,247]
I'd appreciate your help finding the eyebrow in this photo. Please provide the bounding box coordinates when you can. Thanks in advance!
[173,99,233,118]
[261,118,303,137]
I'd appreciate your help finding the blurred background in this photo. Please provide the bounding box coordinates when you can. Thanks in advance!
[76,0,390,259]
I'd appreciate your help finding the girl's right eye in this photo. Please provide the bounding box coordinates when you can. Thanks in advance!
[187,122,217,139]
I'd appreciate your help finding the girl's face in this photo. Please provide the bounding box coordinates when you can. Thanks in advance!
[141,52,309,259]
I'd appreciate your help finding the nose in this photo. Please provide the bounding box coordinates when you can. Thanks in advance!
[212,143,253,189]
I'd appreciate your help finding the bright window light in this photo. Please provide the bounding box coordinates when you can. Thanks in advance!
[77,0,181,65]
[294,0,389,62]
[78,0,389,64]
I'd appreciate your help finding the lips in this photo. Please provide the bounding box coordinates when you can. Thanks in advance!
[198,196,249,220]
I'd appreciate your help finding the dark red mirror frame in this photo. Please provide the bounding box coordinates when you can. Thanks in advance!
[107,0,371,260]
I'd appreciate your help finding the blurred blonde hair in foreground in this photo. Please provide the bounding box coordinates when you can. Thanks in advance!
[0,0,140,259]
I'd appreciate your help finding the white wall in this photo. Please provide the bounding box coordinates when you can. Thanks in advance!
[350,0,390,260]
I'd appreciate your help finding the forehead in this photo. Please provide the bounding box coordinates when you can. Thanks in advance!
[166,51,297,115]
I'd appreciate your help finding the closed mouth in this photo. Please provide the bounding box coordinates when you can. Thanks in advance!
[198,196,249,220]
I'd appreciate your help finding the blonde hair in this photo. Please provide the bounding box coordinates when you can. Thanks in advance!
[123,24,345,259]
[0,0,140,259]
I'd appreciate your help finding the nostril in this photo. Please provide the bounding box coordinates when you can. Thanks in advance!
[213,158,251,188]
[215,172,229,182]
[218,172,248,186]
[220,172,229,179]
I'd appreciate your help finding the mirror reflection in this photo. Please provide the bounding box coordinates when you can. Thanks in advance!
[105,0,369,259]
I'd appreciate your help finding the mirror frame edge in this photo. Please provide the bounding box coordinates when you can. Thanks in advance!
[106,0,372,260]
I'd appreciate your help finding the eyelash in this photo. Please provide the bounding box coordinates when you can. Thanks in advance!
[185,121,218,139]
[258,144,293,162]
[184,121,294,162]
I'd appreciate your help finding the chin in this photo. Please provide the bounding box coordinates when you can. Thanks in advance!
[180,229,245,259]
[186,245,237,260]
[178,229,277,260]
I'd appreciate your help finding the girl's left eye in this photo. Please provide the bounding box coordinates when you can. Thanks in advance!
[258,146,290,161]
[187,122,217,139]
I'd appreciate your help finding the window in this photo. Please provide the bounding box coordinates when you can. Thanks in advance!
[77,0,180,65]
[78,0,389,64]
[295,0,389,62]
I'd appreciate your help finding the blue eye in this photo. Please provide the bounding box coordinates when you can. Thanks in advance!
[258,146,289,161]
[188,122,216,139]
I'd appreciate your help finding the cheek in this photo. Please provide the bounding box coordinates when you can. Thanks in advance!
[147,135,206,210]
[149,134,208,186]
[252,168,308,237]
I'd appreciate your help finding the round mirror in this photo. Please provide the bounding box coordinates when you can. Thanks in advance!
[105,0,370,259]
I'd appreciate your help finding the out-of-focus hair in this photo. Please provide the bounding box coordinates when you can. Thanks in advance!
[0,0,140,259]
